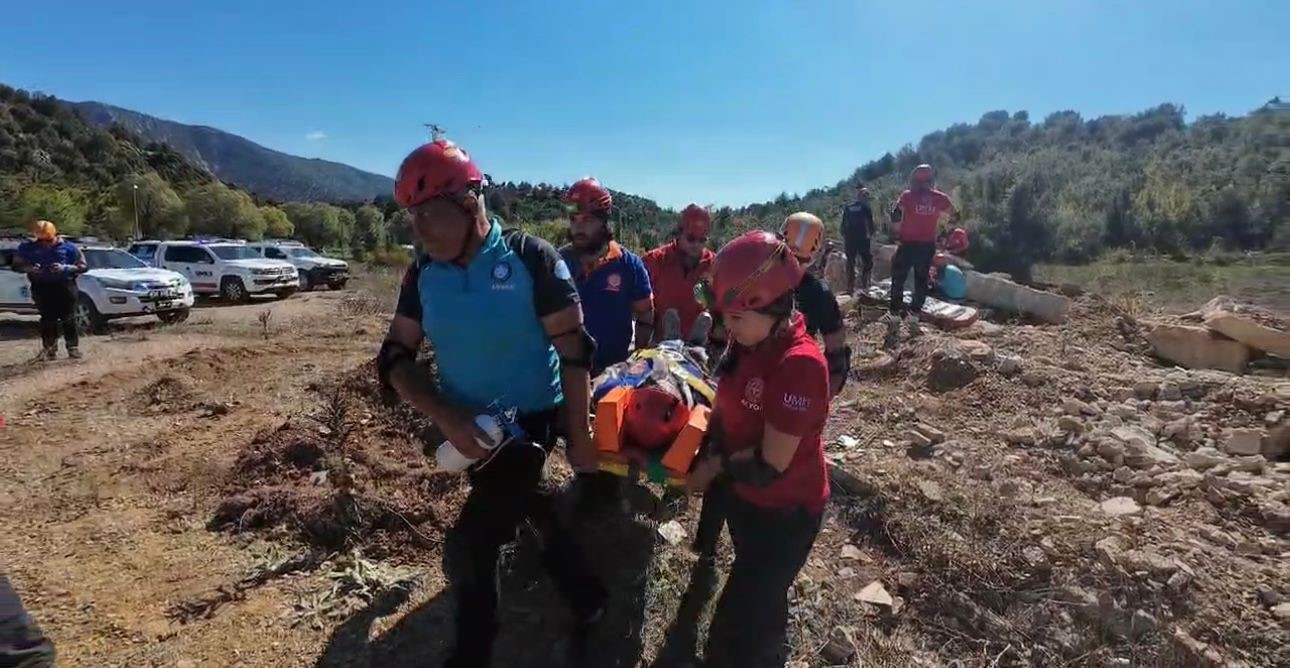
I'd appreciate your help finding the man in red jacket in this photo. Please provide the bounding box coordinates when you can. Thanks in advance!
[886,164,958,343]
[643,204,715,344]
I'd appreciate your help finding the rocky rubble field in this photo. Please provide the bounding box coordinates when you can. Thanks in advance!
[195,290,1287,666]
[816,293,1288,666]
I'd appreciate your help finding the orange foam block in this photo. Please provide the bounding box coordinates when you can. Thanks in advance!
[662,404,710,475]
[594,386,630,454]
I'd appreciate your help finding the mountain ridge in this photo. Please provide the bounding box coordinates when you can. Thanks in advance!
[71,100,393,203]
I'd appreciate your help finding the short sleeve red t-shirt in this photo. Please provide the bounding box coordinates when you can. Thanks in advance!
[894,188,956,243]
[715,316,830,514]
[642,242,714,338]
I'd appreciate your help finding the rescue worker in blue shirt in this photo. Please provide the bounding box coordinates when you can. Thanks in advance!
[13,220,87,360]
[559,177,655,376]
[378,136,606,668]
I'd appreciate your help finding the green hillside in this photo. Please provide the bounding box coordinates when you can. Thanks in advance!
[73,101,394,204]
[4,80,1285,281]
[728,101,1289,279]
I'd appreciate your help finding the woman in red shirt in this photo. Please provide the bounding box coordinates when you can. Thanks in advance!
[688,230,831,667]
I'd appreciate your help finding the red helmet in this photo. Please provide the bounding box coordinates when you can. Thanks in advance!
[394,139,484,209]
[945,227,969,255]
[911,164,934,183]
[623,386,690,451]
[680,204,711,238]
[709,231,803,313]
[565,177,612,215]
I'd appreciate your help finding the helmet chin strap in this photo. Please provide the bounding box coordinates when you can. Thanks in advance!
[448,192,486,266]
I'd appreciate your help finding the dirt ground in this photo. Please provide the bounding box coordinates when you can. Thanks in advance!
[2,273,1287,667]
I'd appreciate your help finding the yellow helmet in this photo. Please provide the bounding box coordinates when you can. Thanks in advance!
[780,212,824,265]
[33,220,57,241]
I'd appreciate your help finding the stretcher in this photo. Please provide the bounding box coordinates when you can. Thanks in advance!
[858,279,979,330]
[591,340,716,487]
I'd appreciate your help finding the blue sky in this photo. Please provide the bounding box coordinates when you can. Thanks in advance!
[2,1,1285,207]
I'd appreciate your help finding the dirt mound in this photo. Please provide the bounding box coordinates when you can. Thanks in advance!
[210,369,467,559]
[131,375,201,414]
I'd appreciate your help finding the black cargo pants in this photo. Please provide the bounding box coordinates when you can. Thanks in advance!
[443,409,606,667]
[888,241,936,315]
[702,495,822,668]
[30,281,78,350]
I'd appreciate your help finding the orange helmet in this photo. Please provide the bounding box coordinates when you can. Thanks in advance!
[780,212,825,265]
[709,231,803,313]
[623,386,690,451]
[679,204,711,238]
[394,139,484,209]
[33,220,57,241]
[564,177,612,216]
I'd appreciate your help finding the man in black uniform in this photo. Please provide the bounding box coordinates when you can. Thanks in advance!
[840,186,875,293]
[780,212,849,398]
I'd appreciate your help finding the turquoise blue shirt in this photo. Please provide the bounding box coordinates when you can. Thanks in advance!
[396,222,580,414]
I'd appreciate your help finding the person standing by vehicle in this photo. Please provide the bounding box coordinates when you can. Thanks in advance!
[12,220,87,360]
[559,177,654,375]
[840,186,875,293]
[886,164,958,344]
[780,212,850,398]
[686,231,830,667]
[379,137,606,667]
[643,204,715,345]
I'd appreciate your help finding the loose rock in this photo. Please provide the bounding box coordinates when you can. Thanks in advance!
[1134,382,1158,400]
[820,627,858,664]
[914,423,947,444]
[1185,447,1226,470]
[1021,370,1047,387]
[997,355,1022,376]
[1101,496,1141,516]
[1064,397,1097,416]
[928,348,979,391]
[1058,416,1085,434]
[1146,323,1253,374]
[855,581,894,607]
[1222,428,1264,456]
[905,429,932,448]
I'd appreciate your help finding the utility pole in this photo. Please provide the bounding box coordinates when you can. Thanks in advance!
[132,182,141,240]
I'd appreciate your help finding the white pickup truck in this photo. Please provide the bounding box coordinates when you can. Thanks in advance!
[245,240,349,291]
[0,239,195,334]
[128,239,298,302]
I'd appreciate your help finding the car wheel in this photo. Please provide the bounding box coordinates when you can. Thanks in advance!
[75,295,108,335]
[331,279,349,290]
[221,277,250,303]
[157,308,190,325]
[298,270,313,291]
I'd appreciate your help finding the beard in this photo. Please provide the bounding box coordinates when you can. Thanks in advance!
[571,228,609,255]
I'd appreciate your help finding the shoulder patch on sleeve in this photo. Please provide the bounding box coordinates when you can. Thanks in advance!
[553,259,572,281]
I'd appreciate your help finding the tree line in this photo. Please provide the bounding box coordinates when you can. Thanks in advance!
[729,101,1288,280]
[4,80,1284,279]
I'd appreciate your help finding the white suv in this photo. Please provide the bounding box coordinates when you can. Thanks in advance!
[128,240,298,302]
[246,240,349,291]
[0,239,195,334]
